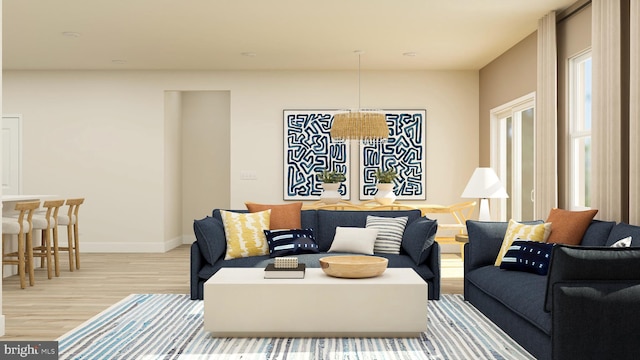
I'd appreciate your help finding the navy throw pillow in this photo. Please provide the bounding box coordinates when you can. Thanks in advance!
[500,240,554,275]
[401,217,438,265]
[193,216,227,264]
[264,229,319,258]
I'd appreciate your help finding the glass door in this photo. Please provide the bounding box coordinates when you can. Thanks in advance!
[491,94,535,221]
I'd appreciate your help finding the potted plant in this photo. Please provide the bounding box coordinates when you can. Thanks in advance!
[316,169,346,204]
[316,170,346,184]
[373,168,398,205]
[374,168,398,183]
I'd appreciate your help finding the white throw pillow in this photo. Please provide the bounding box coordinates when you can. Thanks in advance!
[328,227,379,255]
[611,236,632,248]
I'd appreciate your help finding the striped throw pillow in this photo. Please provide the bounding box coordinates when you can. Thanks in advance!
[500,240,555,275]
[366,215,409,254]
[264,229,319,258]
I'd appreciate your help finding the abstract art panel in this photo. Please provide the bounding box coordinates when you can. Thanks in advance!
[360,110,426,200]
[283,110,350,200]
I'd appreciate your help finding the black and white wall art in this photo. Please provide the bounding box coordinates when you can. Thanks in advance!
[360,109,426,201]
[283,110,350,200]
[283,109,426,201]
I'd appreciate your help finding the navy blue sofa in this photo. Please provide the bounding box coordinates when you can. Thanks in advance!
[464,219,640,360]
[191,209,440,300]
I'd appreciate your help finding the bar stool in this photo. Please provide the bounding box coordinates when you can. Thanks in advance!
[32,199,65,278]
[58,198,84,271]
[2,201,40,288]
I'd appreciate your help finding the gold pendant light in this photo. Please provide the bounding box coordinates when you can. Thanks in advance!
[330,51,389,144]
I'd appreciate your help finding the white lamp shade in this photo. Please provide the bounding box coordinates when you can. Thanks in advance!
[461,167,509,199]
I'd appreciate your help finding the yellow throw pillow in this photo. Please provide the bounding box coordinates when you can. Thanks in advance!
[495,219,552,266]
[220,209,271,260]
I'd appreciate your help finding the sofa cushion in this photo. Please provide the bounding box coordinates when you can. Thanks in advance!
[605,222,640,247]
[193,216,226,264]
[300,210,318,231]
[545,245,640,312]
[581,220,616,246]
[466,265,551,335]
[264,228,319,257]
[495,219,551,266]
[245,202,303,229]
[328,227,378,255]
[366,215,408,254]
[220,209,271,259]
[545,208,598,245]
[401,217,438,265]
[315,209,421,252]
[499,240,554,275]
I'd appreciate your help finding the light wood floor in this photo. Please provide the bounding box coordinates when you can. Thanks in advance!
[2,245,463,340]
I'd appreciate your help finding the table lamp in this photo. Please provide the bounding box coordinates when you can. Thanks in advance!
[461,167,509,221]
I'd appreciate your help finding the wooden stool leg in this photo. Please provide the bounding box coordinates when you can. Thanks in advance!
[73,222,80,270]
[26,230,35,286]
[40,233,46,268]
[44,228,53,279]
[66,224,74,271]
[17,233,26,289]
[52,226,60,277]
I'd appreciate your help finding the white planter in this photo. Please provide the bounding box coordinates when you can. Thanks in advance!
[374,183,396,205]
[320,183,342,204]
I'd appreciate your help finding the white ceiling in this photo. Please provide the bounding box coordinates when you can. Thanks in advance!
[3,0,576,71]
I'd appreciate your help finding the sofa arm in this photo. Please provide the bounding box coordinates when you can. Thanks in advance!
[545,245,640,312]
[190,242,205,300]
[426,241,441,300]
[552,282,640,360]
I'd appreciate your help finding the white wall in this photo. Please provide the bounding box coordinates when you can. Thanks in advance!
[2,70,479,251]
[164,91,182,246]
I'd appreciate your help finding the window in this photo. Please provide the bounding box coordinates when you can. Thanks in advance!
[569,50,592,209]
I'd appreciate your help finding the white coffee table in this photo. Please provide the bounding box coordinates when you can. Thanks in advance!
[203,267,428,337]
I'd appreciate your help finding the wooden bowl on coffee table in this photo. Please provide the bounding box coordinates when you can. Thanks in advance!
[319,255,388,279]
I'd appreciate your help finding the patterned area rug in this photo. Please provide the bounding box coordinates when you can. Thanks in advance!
[58,294,533,359]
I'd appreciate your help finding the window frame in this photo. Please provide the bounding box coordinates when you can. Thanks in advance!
[568,49,592,210]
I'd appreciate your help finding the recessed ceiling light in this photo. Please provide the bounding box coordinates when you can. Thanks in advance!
[241,52,257,57]
[62,31,81,38]
[403,52,418,57]
[112,60,127,64]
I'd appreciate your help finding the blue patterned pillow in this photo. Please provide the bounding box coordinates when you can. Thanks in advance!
[499,240,555,275]
[264,229,319,258]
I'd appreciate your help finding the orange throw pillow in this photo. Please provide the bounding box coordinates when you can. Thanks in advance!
[545,208,598,245]
[245,202,302,230]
